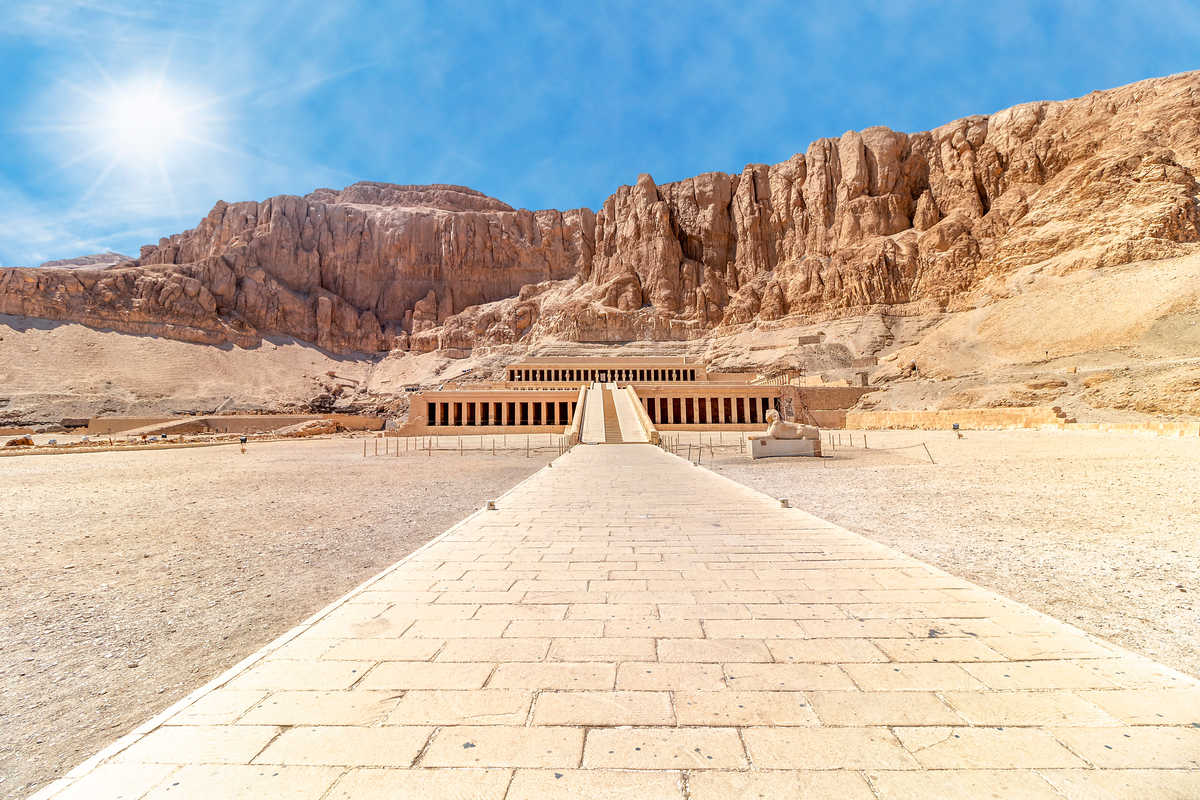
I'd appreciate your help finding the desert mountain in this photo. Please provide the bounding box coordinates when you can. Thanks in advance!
[2,71,1199,420]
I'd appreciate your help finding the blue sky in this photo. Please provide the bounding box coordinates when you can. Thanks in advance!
[1,0,1197,266]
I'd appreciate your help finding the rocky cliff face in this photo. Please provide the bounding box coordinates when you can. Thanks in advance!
[4,73,1199,355]
[1,183,594,353]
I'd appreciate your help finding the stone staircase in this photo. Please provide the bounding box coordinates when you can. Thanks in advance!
[601,387,624,443]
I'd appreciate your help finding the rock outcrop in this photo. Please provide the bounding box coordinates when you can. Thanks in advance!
[1,183,593,353]
[3,73,1200,354]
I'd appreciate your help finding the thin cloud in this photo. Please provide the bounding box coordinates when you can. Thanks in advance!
[2,0,1198,264]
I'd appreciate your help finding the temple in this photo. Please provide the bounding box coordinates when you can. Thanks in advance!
[399,356,874,437]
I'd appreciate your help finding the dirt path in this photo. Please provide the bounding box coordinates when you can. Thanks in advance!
[709,429,1200,678]
[0,439,551,799]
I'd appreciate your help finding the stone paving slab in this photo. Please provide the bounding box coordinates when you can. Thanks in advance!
[33,444,1200,799]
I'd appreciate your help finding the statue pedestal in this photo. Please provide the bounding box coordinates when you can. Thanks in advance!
[749,437,818,459]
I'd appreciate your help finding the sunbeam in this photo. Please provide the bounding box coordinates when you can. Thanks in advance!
[40,64,228,213]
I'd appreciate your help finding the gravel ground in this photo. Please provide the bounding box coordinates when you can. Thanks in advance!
[0,438,552,800]
[706,428,1200,678]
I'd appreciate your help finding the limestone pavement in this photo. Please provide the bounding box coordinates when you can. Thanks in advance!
[34,444,1200,799]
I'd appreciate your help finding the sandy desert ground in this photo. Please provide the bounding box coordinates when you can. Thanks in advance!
[4,429,1198,798]
[707,429,1200,678]
[0,439,553,800]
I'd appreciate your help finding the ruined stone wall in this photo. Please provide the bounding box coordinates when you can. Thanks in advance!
[846,407,1071,430]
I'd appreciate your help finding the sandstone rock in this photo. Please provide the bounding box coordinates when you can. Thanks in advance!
[273,419,338,437]
[3,73,1200,356]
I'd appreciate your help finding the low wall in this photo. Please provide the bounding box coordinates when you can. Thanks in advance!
[201,414,382,433]
[1042,420,1200,437]
[86,417,176,434]
[92,414,383,436]
[846,407,1070,430]
[387,425,567,436]
[810,410,847,428]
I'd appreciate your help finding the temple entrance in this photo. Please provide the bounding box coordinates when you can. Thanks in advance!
[598,370,609,382]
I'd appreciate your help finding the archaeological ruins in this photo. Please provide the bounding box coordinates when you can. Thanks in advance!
[401,357,873,442]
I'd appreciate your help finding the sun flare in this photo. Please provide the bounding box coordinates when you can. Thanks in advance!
[92,80,209,165]
[42,71,228,204]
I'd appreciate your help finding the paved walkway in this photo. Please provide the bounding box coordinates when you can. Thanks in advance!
[36,445,1200,799]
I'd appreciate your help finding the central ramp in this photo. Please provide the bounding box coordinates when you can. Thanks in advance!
[37,445,1200,799]
[600,386,624,443]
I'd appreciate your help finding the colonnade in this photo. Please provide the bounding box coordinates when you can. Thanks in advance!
[507,367,697,383]
[426,399,577,427]
[643,395,773,426]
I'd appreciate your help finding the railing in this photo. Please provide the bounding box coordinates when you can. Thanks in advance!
[623,385,660,445]
[565,384,588,448]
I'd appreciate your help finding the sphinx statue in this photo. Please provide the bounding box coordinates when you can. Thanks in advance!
[747,409,822,458]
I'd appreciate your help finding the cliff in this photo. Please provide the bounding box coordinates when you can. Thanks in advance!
[3,72,1199,356]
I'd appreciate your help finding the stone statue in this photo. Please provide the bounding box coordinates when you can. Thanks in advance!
[747,409,822,458]
[750,409,818,441]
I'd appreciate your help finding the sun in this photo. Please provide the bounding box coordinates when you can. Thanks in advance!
[92,79,209,166]
[35,70,229,207]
